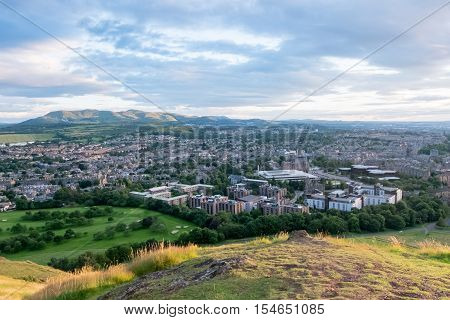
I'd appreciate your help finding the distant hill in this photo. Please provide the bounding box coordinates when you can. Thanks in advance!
[15,109,268,127]
[12,109,450,130]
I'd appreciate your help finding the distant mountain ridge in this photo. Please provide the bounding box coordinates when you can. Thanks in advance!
[16,109,268,127]
[12,109,450,130]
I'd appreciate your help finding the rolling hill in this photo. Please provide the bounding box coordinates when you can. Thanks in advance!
[101,232,450,300]
[14,109,268,127]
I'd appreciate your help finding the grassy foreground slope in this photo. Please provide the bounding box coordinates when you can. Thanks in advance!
[103,233,450,300]
[0,257,64,300]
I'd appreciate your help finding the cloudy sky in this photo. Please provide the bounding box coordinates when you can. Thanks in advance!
[0,0,449,123]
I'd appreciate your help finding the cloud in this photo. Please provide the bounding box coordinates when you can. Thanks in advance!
[321,56,400,75]
[0,0,449,122]
[146,26,284,51]
[0,39,113,97]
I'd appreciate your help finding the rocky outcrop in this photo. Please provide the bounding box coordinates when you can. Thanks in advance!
[100,257,246,300]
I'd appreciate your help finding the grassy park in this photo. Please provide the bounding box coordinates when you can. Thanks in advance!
[0,206,196,265]
[348,223,450,246]
[0,133,54,144]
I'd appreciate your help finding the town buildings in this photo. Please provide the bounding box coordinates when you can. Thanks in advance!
[305,183,403,212]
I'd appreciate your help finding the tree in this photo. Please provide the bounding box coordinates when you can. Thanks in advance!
[347,214,361,233]
[142,217,157,228]
[322,216,347,234]
[177,228,224,244]
[307,218,323,234]
[385,215,406,230]
[359,213,385,232]
[53,235,64,244]
[105,245,133,263]
[10,223,27,234]
[64,229,76,239]
[115,223,127,232]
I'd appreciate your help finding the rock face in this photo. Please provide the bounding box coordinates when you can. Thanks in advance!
[288,230,312,241]
[100,257,246,300]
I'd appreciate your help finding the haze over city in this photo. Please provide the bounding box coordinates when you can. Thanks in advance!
[1,0,449,123]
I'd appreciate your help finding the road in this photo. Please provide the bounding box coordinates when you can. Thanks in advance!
[423,217,450,235]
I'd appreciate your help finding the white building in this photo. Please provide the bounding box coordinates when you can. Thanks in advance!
[363,194,396,206]
[258,170,318,181]
[328,196,363,212]
[305,183,402,212]
[305,194,327,210]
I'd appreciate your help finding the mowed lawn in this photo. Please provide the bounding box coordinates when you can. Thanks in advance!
[0,207,196,265]
[0,133,54,144]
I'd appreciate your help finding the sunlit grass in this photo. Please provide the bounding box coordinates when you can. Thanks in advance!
[28,243,198,299]
[249,232,290,246]
[129,243,198,276]
[28,264,134,300]
[417,239,450,263]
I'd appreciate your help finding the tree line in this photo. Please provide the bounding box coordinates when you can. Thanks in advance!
[5,187,447,270]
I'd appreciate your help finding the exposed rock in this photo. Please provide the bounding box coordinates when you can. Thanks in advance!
[100,257,246,300]
[289,230,312,241]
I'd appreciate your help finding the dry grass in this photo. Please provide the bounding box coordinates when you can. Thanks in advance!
[129,243,198,276]
[313,231,328,240]
[249,237,272,245]
[0,275,46,300]
[273,231,290,243]
[388,236,405,248]
[27,243,198,299]
[249,232,290,246]
[113,235,450,300]
[28,264,134,300]
[417,239,450,263]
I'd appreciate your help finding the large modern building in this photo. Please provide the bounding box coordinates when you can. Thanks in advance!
[237,194,267,212]
[350,183,403,205]
[259,184,287,202]
[260,200,309,215]
[305,183,403,212]
[227,183,250,199]
[168,182,214,195]
[257,170,318,181]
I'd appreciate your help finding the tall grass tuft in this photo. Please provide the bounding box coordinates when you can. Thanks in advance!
[388,236,404,248]
[28,264,134,300]
[129,243,198,276]
[272,231,289,243]
[249,237,272,245]
[249,232,290,246]
[417,239,450,263]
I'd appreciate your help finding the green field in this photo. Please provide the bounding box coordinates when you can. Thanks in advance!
[348,224,450,246]
[0,133,54,144]
[0,207,196,264]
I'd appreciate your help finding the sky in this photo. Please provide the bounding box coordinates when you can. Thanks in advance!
[0,0,449,123]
